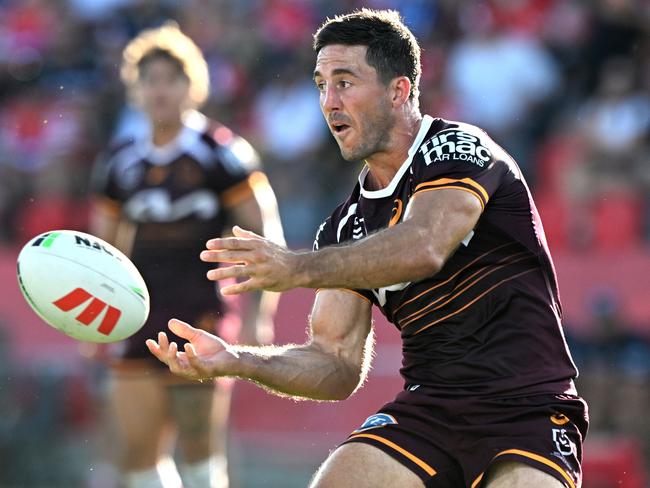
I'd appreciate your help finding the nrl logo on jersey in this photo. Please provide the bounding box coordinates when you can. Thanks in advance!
[419,129,491,167]
[352,216,365,240]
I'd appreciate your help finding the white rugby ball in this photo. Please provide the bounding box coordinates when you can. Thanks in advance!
[17,230,150,343]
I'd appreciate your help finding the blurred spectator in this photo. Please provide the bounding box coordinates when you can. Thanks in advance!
[583,0,649,94]
[253,76,326,162]
[565,56,650,251]
[578,57,649,158]
[445,1,560,182]
[542,0,592,103]
[251,72,329,241]
[0,87,92,242]
[0,0,59,64]
[569,287,650,467]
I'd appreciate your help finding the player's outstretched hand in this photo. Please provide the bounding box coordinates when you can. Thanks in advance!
[146,319,238,381]
[200,226,304,295]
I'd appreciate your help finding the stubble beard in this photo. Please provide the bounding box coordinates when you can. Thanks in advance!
[339,100,395,162]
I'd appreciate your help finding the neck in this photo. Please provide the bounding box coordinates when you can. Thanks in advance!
[364,110,423,190]
[151,120,184,147]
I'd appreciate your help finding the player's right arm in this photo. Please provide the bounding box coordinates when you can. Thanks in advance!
[147,289,374,401]
[88,147,137,254]
[89,196,137,255]
[89,198,121,244]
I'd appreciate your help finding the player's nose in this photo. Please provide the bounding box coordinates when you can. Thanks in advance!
[320,85,342,113]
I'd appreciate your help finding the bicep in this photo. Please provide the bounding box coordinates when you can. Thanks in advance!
[404,187,483,263]
[309,289,373,372]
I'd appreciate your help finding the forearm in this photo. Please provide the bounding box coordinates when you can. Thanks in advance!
[204,188,482,295]
[297,220,441,290]
[149,291,373,400]
[294,190,484,291]
[222,343,362,401]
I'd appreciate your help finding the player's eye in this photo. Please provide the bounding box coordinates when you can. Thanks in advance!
[315,81,326,92]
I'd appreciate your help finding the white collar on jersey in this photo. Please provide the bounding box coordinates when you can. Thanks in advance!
[358,114,434,199]
[137,110,209,166]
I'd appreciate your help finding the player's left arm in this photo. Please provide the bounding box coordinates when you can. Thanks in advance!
[202,188,482,294]
[223,172,285,343]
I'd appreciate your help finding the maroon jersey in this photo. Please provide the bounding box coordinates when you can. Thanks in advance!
[314,116,577,398]
[94,110,260,262]
[92,111,262,358]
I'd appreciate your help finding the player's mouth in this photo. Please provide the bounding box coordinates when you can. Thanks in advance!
[331,122,351,137]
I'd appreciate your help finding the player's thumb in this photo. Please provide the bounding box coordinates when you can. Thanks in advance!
[168,318,197,339]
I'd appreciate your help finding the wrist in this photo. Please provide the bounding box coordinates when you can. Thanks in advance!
[217,347,246,377]
[291,250,319,288]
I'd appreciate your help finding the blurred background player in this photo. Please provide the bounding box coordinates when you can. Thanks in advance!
[89,22,284,488]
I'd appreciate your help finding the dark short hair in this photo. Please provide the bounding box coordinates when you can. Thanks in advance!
[313,8,421,101]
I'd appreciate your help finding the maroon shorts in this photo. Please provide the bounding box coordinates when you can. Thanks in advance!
[342,387,588,488]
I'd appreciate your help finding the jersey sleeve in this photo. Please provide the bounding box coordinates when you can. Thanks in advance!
[89,146,130,220]
[313,216,336,251]
[312,210,375,304]
[90,138,135,204]
[412,126,510,211]
[209,131,265,208]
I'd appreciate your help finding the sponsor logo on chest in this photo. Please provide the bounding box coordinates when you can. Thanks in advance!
[419,129,491,167]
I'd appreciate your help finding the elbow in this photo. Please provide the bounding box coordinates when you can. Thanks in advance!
[419,243,445,278]
[325,391,352,401]
[309,384,355,402]
[326,379,359,401]
[408,226,445,279]
[425,253,445,276]
[320,366,363,401]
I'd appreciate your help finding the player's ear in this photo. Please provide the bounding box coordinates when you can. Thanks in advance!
[390,76,411,107]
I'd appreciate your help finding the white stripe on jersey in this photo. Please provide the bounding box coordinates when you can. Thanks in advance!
[337,203,358,243]
[216,137,260,176]
[358,115,434,199]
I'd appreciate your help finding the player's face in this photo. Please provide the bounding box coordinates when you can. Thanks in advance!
[137,58,191,126]
[314,44,395,162]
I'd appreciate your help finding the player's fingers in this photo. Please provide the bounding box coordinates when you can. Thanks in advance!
[184,343,206,374]
[166,342,186,373]
[184,342,198,360]
[220,279,257,295]
[206,265,248,281]
[146,339,164,361]
[158,331,169,351]
[205,236,255,251]
[200,250,249,263]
